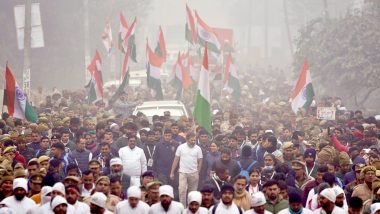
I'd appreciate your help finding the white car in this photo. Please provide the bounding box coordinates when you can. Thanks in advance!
[132,100,189,122]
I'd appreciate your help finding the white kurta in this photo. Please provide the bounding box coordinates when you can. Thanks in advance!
[119,146,147,186]
[115,200,150,214]
[245,210,273,214]
[208,202,241,214]
[312,206,345,214]
[72,201,91,214]
[1,196,36,214]
[149,201,184,214]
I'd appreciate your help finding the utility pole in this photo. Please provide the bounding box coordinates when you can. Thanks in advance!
[84,0,91,84]
[247,0,253,56]
[264,0,269,63]
[323,0,330,20]
[283,0,294,60]
[23,0,32,98]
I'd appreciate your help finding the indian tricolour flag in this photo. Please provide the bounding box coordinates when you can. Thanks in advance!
[181,51,199,82]
[101,21,113,54]
[194,44,212,135]
[4,65,37,122]
[195,12,221,53]
[118,12,129,52]
[122,17,137,62]
[290,59,315,113]
[224,54,241,100]
[169,52,193,99]
[87,50,104,103]
[146,43,164,100]
[185,5,196,44]
[154,26,167,62]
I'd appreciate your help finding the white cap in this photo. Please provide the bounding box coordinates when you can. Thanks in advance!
[371,203,380,214]
[264,130,273,134]
[13,178,28,191]
[110,157,122,166]
[52,182,65,196]
[251,191,266,207]
[187,191,202,205]
[333,186,344,198]
[110,123,119,130]
[51,195,67,210]
[320,188,336,203]
[91,192,107,208]
[159,185,174,198]
[127,186,141,199]
[42,186,53,196]
[41,186,53,204]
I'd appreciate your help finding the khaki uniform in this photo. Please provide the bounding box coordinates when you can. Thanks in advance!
[352,183,372,204]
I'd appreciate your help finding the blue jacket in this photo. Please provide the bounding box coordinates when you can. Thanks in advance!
[153,140,179,175]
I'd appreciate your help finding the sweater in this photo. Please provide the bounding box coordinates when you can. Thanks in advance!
[69,149,92,173]
[233,190,251,211]
[266,196,289,214]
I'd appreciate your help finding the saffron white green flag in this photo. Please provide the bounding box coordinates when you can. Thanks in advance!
[224,54,241,100]
[101,21,113,54]
[87,50,103,103]
[195,12,221,54]
[290,59,315,113]
[4,65,38,122]
[194,45,212,135]
[146,43,164,100]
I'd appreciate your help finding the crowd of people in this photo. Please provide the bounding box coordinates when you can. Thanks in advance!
[0,67,380,214]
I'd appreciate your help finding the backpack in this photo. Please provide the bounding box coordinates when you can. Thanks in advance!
[212,203,242,214]
[237,160,257,181]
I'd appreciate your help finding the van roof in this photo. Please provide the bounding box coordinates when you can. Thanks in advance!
[137,100,185,107]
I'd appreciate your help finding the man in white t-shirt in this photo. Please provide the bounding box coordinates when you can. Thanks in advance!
[170,132,203,206]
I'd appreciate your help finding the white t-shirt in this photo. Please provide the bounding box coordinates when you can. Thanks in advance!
[175,143,203,173]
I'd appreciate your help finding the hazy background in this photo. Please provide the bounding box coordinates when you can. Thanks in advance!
[0,0,362,91]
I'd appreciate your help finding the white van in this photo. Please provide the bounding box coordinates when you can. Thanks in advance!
[132,100,189,122]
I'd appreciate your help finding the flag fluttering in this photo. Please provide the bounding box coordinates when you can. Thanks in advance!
[87,50,104,103]
[169,52,193,99]
[118,12,129,52]
[146,43,164,100]
[185,5,196,44]
[224,54,241,100]
[194,44,212,135]
[3,64,38,122]
[122,17,137,62]
[155,26,167,62]
[110,68,129,104]
[101,21,113,54]
[290,59,315,113]
[195,12,221,53]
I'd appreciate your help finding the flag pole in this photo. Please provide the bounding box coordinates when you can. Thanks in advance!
[2,61,8,114]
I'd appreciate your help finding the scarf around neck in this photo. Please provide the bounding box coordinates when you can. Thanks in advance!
[289,207,303,214]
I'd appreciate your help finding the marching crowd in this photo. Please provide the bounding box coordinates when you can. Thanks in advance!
[0,68,380,214]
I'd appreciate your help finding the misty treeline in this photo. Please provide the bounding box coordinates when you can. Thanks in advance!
[293,0,380,111]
